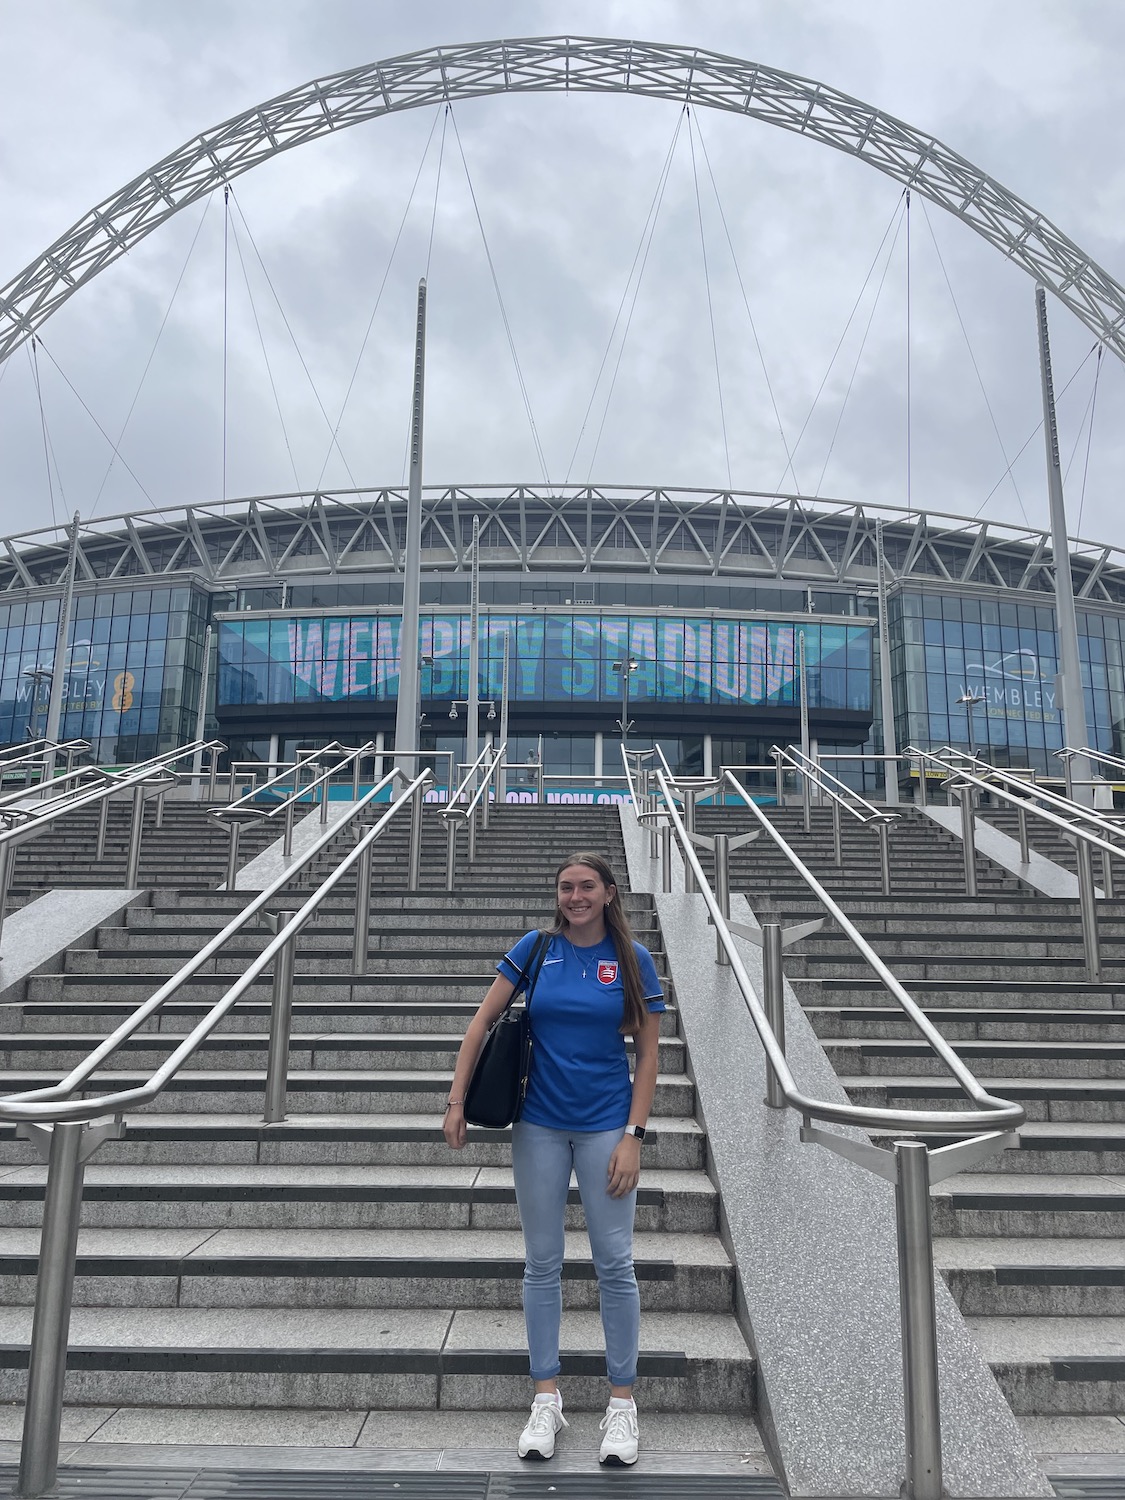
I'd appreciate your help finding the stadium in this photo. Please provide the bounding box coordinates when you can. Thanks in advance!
[0,482,1120,791]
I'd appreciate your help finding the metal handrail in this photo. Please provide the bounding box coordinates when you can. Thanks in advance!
[0,740,228,946]
[0,765,421,1124]
[963,758,1125,847]
[210,741,379,883]
[773,746,895,826]
[907,744,1123,978]
[441,742,507,889]
[688,770,1023,1129]
[5,763,431,1498]
[0,739,91,781]
[640,762,1024,1500]
[908,746,1125,865]
[1063,745,1125,781]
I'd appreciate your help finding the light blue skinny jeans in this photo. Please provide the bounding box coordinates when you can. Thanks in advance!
[510,1120,640,1386]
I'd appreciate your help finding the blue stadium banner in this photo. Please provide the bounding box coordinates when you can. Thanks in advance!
[218,612,874,713]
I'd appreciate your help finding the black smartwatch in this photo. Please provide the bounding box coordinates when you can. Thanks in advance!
[624,1124,646,1141]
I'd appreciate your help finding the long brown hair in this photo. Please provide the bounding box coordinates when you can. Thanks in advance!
[550,851,649,1036]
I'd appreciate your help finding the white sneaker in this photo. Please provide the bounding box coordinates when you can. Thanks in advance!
[517,1395,568,1460]
[598,1398,639,1466]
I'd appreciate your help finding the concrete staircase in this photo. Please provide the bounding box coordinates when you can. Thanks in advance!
[0,805,763,1464]
[700,801,1125,1455]
[6,800,281,904]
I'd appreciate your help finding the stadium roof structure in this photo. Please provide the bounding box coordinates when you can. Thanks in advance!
[3,485,1125,608]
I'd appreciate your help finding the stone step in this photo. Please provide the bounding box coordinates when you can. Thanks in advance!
[0,1068,694,1117]
[59,950,668,979]
[960,1123,1125,1176]
[794,979,1125,1009]
[823,1037,1125,1079]
[0,1112,705,1170]
[806,1007,1125,1043]
[0,999,682,1038]
[964,1314,1125,1415]
[839,1074,1125,1123]
[0,1164,716,1233]
[932,1173,1125,1238]
[937,1236,1125,1317]
[0,1225,734,1313]
[787,954,1125,982]
[0,1032,687,1075]
[0,1304,754,1412]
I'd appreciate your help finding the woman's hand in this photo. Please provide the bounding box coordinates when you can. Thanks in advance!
[443,1103,467,1150]
[606,1134,642,1198]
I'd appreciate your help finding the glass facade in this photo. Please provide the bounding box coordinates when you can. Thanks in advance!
[217,612,873,714]
[889,592,1124,772]
[0,586,207,763]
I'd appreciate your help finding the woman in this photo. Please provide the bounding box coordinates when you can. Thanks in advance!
[443,851,664,1467]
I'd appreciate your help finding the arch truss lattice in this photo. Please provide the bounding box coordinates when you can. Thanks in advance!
[1,36,1124,364]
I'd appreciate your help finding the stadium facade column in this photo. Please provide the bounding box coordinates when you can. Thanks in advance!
[393,279,427,783]
[1036,286,1093,803]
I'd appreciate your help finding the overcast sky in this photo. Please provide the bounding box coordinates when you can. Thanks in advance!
[1,0,1123,559]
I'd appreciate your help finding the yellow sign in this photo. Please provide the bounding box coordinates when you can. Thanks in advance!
[111,671,135,712]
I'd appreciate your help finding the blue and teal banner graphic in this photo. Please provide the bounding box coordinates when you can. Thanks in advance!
[219,612,873,713]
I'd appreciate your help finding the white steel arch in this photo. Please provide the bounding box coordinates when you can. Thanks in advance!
[1,36,1124,364]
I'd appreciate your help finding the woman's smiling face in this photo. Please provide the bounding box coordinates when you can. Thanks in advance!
[556,862,615,944]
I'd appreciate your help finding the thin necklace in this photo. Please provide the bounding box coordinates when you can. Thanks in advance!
[563,932,603,979]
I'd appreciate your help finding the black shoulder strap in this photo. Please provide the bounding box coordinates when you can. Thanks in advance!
[505,929,551,1012]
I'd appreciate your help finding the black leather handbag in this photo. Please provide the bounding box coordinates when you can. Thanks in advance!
[463,930,551,1129]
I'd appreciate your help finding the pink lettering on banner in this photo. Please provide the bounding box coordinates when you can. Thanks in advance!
[712,621,746,702]
[747,623,768,703]
[374,620,399,698]
[682,620,712,696]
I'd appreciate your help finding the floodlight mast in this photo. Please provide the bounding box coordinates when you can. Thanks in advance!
[393,279,427,785]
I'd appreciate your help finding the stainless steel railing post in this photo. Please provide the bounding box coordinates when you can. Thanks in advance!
[482,766,492,831]
[154,788,167,830]
[467,798,477,865]
[536,760,545,805]
[125,785,146,887]
[660,823,672,893]
[225,822,242,890]
[408,787,424,891]
[445,818,458,892]
[283,800,296,859]
[878,820,892,898]
[774,757,784,809]
[801,761,812,834]
[352,754,362,801]
[263,938,296,1124]
[96,795,110,862]
[682,789,698,895]
[957,787,977,899]
[16,1120,87,1499]
[320,772,330,824]
[207,748,219,802]
[1075,836,1102,982]
[0,842,12,952]
[831,799,842,867]
[762,923,786,1109]
[1103,848,1116,902]
[352,843,373,975]
[894,1140,942,1500]
[713,832,730,967]
[916,758,928,807]
[1017,803,1030,865]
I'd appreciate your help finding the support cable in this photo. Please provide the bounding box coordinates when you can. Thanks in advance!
[228,212,302,493]
[973,342,1099,517]
[815,211,906,496]
[1073,344,1103,536]
[323,105,446,493]
[34,342,154,505]
[447,106,551,486]
[222,184,230,503]
[688,109,733,491]
[28,339,60,526]
[918,198,1027,524]
[90,196,213,518]
[692,112,800,493]
[228,191,359,488]
[778,193,906,492]
[565,108,685,483]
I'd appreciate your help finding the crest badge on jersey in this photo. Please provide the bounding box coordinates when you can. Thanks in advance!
[596,961,619,985]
